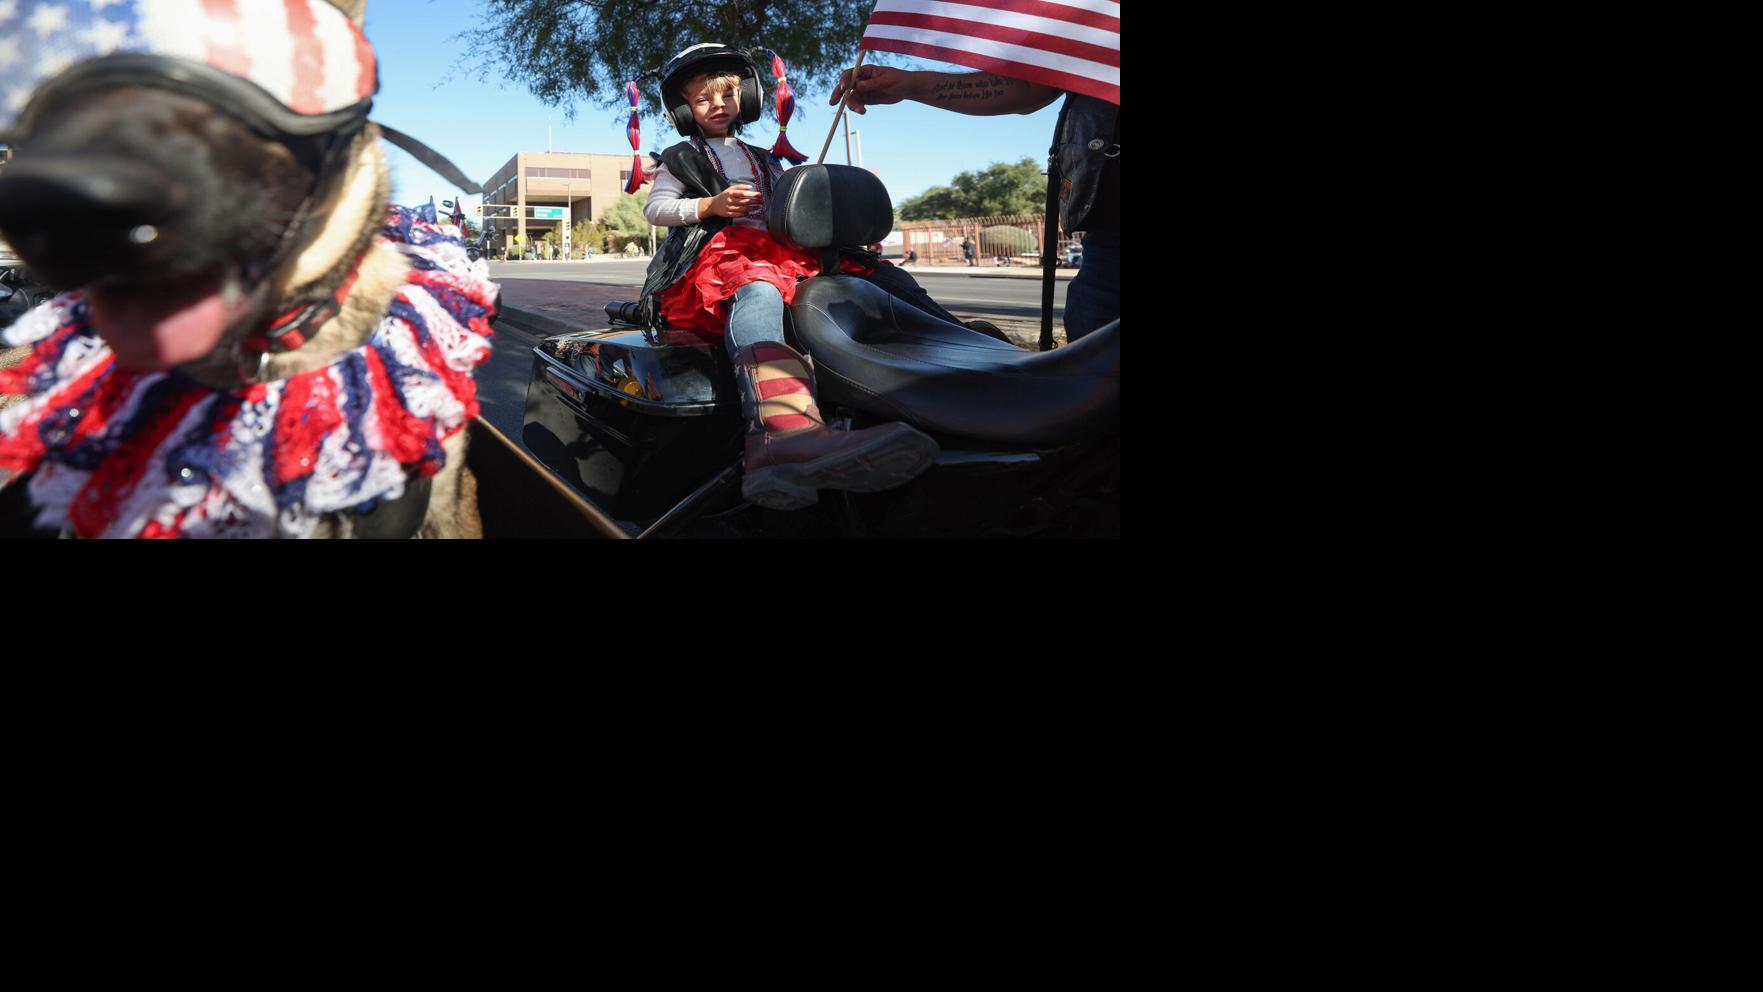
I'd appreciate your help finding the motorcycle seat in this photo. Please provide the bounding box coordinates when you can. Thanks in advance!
[791,275,1118,447]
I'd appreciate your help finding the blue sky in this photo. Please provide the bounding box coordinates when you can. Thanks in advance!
[363,0,1063,214]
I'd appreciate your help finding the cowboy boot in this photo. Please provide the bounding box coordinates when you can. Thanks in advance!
[732,342,938,511]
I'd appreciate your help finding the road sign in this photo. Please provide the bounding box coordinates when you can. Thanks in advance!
[531,207,566,220]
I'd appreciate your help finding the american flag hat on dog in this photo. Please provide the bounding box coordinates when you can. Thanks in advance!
[0,0,378,137]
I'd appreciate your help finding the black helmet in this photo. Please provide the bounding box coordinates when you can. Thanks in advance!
[657,43,764,137]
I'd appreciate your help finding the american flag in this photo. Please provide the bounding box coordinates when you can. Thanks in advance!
[0,0,377,131]
[859,0,1119,105]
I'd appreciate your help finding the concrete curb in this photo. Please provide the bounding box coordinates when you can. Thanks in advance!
[909,268,1077,281]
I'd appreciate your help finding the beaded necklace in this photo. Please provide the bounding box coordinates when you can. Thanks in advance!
[695,137,775,214]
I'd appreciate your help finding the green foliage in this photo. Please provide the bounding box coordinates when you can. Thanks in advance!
[609,232,650,255]
[601,192,650,235]
[898,186,962,222]
[454,0,878,127]
[898,158,1046,220]
[980,225,1036,255]
[572,218,606,249]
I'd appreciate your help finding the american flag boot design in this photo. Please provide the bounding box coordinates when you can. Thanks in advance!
[731,341,938,511]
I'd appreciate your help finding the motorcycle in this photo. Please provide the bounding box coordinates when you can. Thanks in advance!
[516,164,1118,539]
[0,238,47,329]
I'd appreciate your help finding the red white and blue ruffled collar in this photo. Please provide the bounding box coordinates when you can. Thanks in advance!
[0,207,498,539]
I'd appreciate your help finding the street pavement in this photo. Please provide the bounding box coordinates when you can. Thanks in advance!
[489,257,1071,344]
[474,257,1077,440]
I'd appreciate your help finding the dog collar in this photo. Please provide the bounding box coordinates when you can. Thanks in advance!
[246,252,368,356]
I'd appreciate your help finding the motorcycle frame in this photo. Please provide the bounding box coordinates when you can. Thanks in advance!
[527,308,1117,540]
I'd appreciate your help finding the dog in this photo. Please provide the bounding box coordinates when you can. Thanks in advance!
[0,0,488,538]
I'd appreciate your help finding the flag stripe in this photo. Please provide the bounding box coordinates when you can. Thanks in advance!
[862,25,1118,87]
[878,0,1119,32]
[861,37,1119,105]
[201,0,254,77]
[869,11,1118,67]
[310,2,365,110]
[138,0,207,62]
[284,0,325,115]
[1023,0,1120,15]
[241,0,299,110]
[871,0,1118,49]
[351,18,377,100]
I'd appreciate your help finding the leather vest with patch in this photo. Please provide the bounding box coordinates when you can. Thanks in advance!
[1055,95,1121,233]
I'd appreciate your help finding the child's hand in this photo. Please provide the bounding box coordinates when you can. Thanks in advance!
[704,184,763,218]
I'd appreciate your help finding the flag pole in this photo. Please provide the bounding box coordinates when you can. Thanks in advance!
[819,49,868,165]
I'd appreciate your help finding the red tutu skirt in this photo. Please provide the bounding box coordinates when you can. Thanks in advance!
[659,225,822,334]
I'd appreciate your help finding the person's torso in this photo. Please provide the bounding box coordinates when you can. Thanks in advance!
[694,137,780,231]
[642,138,788,301]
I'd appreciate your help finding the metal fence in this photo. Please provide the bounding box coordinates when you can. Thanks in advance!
[894,215,1083,268]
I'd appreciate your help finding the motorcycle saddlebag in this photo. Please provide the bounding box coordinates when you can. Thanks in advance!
[523,327,741,524]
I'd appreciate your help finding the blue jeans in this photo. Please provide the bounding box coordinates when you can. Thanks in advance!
[724,280,787,359]
[1065,230,1120,342]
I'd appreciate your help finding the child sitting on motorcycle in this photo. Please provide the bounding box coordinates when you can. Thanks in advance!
[640,43,936,511]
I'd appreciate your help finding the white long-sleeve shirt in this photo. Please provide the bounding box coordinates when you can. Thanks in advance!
[643,138,781,231]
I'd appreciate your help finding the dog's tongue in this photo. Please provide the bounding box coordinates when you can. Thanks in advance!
[88,275,249,371]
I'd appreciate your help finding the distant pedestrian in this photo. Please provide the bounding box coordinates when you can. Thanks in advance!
[961,237,976,267]
[906,249,917,266]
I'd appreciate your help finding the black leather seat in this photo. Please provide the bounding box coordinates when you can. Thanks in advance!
[768,164,1119,447]
[792,276,1118,447]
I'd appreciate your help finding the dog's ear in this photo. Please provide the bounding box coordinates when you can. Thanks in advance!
[327,0,366,26]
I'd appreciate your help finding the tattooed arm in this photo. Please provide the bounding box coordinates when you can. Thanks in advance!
[830,66,1062,116]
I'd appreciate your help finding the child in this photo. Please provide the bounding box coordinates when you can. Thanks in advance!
[639,43,936,512]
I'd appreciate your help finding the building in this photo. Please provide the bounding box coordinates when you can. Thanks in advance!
[480,150,658,249]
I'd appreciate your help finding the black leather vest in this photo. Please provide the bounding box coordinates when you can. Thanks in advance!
[638,140,784,307]
[1055,95,1121,233]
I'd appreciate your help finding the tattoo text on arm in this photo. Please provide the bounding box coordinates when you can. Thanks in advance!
[929,74,1020,105]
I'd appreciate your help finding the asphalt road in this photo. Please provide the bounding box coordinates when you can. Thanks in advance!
[488,259,1067,321]
[476,258,1068,442]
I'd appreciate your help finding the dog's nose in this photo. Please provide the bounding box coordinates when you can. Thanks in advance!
[0,156,191,289]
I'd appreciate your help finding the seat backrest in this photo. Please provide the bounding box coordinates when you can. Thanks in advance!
[767,164,893,251]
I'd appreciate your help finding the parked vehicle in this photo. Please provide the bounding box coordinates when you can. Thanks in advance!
[517,165,1118,538]
[0,236,48,329]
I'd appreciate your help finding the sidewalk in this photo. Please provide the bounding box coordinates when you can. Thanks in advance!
[901,264,1076,281]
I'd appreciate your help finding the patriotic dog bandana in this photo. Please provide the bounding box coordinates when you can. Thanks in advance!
[0,206,497,539]
[0,0,377,130]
